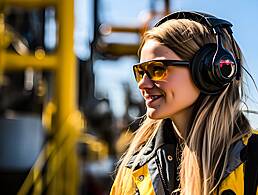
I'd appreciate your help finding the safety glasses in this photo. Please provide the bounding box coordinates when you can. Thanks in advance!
[133,59,190,82]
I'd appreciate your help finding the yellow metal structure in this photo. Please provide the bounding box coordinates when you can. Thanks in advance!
[1,52,58,70]
[79,134,109,160]
[0,0,85,194]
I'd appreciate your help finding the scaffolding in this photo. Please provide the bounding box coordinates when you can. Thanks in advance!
[0,0,83,194]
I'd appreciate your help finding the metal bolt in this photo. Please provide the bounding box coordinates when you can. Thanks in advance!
[167,155,173,161]
[138,175,144,181]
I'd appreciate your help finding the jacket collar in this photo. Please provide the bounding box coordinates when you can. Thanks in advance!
[126,118,246,178]
[126,118,178,169]
[153,118,178,151]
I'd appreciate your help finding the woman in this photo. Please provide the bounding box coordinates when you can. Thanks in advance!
[110,11,258,195]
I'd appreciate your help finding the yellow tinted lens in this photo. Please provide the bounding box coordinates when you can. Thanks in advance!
[133,61,167,82]
[148,62,166,80]
[133,66,144,82]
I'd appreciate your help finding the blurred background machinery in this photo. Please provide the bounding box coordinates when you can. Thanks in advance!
[0,0,172,194]
[0,0,83,195]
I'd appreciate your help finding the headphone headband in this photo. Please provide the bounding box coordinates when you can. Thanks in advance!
[154,11,233,34]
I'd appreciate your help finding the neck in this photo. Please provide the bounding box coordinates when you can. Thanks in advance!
[170,105,194,140]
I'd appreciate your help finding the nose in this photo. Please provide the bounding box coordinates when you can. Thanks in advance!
[138,74,154,90]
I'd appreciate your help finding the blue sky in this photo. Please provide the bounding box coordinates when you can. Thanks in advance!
[82,0,258,128]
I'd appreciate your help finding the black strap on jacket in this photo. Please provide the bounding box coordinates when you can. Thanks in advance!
[244,133,258,195]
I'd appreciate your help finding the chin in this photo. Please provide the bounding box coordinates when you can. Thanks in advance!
[147,109,165,120]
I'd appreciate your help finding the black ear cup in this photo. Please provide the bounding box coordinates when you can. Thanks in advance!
[191,43,237,94]
[212,41,237,85]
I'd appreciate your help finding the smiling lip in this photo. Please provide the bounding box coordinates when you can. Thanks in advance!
[144,95,163,106]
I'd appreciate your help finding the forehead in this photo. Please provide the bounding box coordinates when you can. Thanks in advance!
[140,39,182,62]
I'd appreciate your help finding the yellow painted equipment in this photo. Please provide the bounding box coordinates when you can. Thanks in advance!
[0,0,85,194]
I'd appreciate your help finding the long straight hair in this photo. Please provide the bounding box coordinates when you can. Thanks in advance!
[113,19,251,195]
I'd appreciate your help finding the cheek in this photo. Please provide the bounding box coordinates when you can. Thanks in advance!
[166,71,200,103]
[180,80,199,104]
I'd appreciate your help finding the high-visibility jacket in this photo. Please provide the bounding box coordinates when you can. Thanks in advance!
[110,119,258,195]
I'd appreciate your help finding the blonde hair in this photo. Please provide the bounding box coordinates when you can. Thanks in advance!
[113,19,251,195]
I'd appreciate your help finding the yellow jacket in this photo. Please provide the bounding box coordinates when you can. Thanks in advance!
[110,119,258,195]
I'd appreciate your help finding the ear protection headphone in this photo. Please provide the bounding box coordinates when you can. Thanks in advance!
[154,11,241,95]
